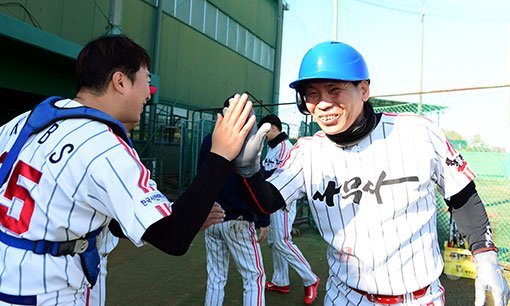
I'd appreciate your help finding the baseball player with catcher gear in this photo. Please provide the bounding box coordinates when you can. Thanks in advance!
[199,126,269,306]
[230,41,510,305]
[0,35,254,305]
[258,114,319,305]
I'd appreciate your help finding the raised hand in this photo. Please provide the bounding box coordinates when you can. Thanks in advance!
[211,94,255,160]
[234,120,271,177]
[211,93,256,161]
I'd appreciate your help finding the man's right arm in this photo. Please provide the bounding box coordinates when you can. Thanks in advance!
[110,94,255,255]
[238,169,286,215]
[141,152,230,255]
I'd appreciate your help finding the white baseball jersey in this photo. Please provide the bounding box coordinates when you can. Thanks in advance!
[0,99,171,303]
[268,113,474,297]
[262,135,317,287]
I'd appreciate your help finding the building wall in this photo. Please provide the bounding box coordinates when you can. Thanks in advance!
[0,0,278,109]
[0,0,280,190]
[208,0,277,46]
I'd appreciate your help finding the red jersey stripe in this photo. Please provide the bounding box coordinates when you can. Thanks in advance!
[248,223,265,306]
[156,203,171,217]
[242,177,269,215]
[108,127,154,193]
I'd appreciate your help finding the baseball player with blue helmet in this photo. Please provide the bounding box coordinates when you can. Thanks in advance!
[230,41,509,305]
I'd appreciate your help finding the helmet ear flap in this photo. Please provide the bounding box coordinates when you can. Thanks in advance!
[296,91,310,115]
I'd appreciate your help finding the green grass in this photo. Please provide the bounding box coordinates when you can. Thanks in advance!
[107,225,478,305]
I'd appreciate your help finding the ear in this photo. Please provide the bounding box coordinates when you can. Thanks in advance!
[359,80,370,102]
[111,71,128,94]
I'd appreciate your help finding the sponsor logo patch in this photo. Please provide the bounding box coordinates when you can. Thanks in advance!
[135,191,173,218]
[446,153,467,172]
[140,192,166,206]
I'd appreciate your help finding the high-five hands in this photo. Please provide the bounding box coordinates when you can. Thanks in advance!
[223,94,271,177]
[211,93,256,161]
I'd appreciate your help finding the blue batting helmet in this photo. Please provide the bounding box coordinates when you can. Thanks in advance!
[290,41,370,115]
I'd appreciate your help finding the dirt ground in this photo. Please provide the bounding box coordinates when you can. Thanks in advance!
[105,225,491,305]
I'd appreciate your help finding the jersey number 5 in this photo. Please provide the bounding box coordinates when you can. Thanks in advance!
[0,152,42,234]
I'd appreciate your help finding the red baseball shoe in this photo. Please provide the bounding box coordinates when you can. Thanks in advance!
[265,281,290,294]
[304,278,320,304]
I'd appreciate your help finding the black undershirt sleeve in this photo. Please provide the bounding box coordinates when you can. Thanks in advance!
[445,181,497,254]
[110,152,231,255]
[239,169,286,214]
[108,219,125,238]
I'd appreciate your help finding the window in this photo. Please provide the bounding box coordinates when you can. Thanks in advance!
[204,1,216,38]
[268,47,275,70]
[164,0,275,71]
[216,10,227,44]
[253,36,261,64]
[162,0,176,15]
[191,0,205,30]
[227,18,237,50]
[237,27,246,54]
[245,31,254,59]
[176,0,191,24]
[260,43,268,68]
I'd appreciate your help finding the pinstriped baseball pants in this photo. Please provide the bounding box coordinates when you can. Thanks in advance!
[204,220,265,306]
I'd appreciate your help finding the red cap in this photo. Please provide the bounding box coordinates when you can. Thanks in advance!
[149,85,157,95]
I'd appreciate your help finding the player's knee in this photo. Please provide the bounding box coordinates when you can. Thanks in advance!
[242,272,265,286]
[273,239,290,252]
[207,278,227,288]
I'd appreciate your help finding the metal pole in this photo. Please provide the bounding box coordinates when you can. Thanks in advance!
[333,0,339,40]
[147,0,163,158]
[108,0,123,35]
[508,25,510,125]
[152,0,163,75]
[272,0,288,114]
[418,0,425,115]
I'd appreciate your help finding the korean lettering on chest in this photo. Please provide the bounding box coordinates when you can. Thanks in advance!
[307,139,428,210]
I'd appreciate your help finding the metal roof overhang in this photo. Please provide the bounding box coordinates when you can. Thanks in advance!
[0,12,81,59]
[0,13,80,97]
